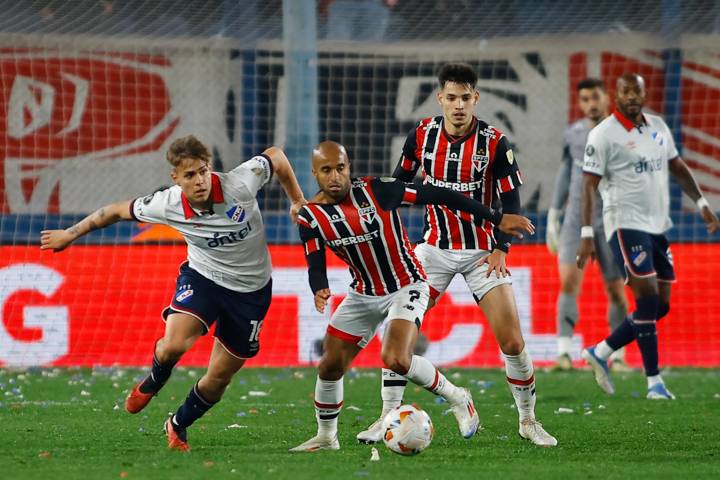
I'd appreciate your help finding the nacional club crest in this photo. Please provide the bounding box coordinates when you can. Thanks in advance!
[358,202,376,224]
[226,204,246,223]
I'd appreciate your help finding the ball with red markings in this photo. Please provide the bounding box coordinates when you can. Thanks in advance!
[382,404,434,456]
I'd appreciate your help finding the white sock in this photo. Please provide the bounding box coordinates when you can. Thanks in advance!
[314,376,343,438]
[594,340,615,361]
[609,347,626,362]
[504,347,536,422]
[381,368,406,415]
[557,336,572,357]
[647,374,664,388]
[405,355,460,401]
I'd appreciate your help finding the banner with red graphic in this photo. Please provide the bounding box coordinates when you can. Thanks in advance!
[2,36,719,220]
[2,244,719,368]
[0,41,241,215]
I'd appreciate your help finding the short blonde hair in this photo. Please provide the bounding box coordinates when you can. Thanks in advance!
[166,135,211,167]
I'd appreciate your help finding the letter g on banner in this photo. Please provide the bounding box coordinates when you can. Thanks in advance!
[0,264,69,366]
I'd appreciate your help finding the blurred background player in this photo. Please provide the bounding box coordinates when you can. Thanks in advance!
[290,141,535,452]
[578,73,720,400]
[40,135,306,450]
[546,78,630,371]
[357,63,557,447]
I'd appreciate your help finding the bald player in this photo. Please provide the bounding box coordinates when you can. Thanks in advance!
[578,73,720,400]
[290,141,545,452]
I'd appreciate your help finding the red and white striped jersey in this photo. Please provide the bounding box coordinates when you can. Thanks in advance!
[395,115,522,250]
[297,177,426,296]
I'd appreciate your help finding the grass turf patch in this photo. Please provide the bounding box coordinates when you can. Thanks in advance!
[1,367,718,479]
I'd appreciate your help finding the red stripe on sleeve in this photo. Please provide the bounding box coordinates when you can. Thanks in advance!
[402,187,417,205]
[297,216,311,229]
[304,238,320,255]
[498,176,513,193]
[401,156,414,171]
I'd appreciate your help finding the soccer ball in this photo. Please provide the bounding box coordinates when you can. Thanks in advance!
[382,404,434,455]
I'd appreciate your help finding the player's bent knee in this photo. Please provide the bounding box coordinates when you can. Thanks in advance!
[156,340,188,363]
[380,350,412,376]
[499,339,524,356]
[634,295,659,320]
[559,279,579,295]
[317,359,344,381]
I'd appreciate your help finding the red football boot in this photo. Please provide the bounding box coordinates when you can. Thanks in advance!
[164,418,190,452]
[125,379,155,414]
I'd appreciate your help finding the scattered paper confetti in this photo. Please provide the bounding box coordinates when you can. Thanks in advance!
[248,391,270,397]
[370,447,380,461]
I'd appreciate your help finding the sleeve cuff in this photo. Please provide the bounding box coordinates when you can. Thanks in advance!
[259,153,274,182]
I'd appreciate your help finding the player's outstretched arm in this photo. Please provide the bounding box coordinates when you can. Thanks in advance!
[576,173,600,269]
[669,157,720,234]
[40,200,134,252]
[262,146,307,222]
[297,213,330,313]
[413,183,534,238]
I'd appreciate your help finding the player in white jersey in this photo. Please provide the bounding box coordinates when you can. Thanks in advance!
[546,78,629,371]
[577,73,719,400]
[40,135,306,450]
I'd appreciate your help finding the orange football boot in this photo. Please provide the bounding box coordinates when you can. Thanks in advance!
[164,418,190,452]
[125,379,155,414]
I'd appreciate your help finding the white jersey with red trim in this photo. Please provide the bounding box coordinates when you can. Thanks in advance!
[395,115,522,250]
[583,111,679,240]
[130,155,273,292]
[297,177,426,296]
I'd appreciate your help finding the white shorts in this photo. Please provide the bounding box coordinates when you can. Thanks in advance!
[328,282,430,348]
[414,242,511,302]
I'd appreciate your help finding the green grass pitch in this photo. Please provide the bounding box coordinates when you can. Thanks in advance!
[2,367,718,479]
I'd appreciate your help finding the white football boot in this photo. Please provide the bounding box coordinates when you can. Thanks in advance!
[647,383,676,400]
[449,388,480,439]
[289,434,340,452]
[582,346,615,395]
[519,418,558,447]
[356,415,387,444]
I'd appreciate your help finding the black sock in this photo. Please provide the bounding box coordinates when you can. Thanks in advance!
[630,296,660,377]
[139,353,176,394]
[606,317,635,350]
[173,382,216,429]
[632,320,659,376]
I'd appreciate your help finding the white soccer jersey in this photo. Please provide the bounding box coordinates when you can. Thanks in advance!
[583,111,679,240]
[130,155,274,292]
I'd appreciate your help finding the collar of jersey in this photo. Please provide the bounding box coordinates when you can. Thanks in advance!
[613,110,647,131]
[181,173,225,219]
[442,116,478,144]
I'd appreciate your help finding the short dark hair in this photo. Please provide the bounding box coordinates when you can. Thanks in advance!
[576,77,605,92]
[438,63,478,89]
[166,135,211,167]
